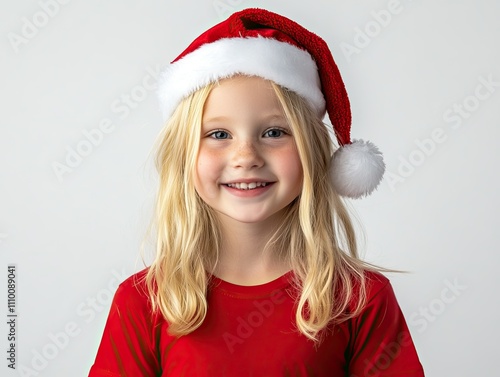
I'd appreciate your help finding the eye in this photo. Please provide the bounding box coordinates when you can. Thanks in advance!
[207,130,229,139]
[264,127,289,138]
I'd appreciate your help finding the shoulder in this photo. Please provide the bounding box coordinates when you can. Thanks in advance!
[363,270,391,299]
[106,267,164,335]
[343,271,425,374]
[362,269,398,307]
[112,267,152,310]
[342,269,394,314]
[351,269,406,321]
[90,267,164,375]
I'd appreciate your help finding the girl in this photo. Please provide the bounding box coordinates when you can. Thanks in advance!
[89,8,424,376]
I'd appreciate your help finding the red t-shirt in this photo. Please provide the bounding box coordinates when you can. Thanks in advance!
[89,268,424,376]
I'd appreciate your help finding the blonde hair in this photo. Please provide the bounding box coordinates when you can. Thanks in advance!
[143,76,400,342]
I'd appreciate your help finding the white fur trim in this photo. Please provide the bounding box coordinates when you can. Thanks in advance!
[157,36,326,121]
[329,139,385,199]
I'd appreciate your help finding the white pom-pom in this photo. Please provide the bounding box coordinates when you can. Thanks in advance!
[329,139,385,199]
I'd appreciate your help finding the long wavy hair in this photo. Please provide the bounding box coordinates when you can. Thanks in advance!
[142,76,399,342]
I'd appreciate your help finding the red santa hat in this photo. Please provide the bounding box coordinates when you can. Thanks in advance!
[157,8,385,199]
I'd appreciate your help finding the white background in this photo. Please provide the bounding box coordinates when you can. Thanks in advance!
[1,0,499,376]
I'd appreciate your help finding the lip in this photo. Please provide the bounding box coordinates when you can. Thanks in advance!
[222,182,275,197]
[223,178,274,184]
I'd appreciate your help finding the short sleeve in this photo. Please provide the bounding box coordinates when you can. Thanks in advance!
[88,273,161,377]
[347,275,425,377]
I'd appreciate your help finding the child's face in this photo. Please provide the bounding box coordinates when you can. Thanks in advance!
[194,75,303,226]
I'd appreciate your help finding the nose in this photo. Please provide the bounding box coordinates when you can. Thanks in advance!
[230,140,264,169]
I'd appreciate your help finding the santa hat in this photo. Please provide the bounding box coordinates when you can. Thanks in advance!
[157,8,385,199]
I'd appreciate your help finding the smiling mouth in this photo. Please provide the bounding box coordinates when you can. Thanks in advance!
[223,182,275,190]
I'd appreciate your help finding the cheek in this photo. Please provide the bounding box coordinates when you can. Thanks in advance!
[281,145,303,185]
[195,146,223,185]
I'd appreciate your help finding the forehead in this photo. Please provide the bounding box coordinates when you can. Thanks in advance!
[202,76,284,121]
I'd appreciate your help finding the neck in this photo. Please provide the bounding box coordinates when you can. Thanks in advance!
[212,210,290,285]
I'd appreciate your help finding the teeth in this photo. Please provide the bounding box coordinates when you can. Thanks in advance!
[226,182,268,190]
